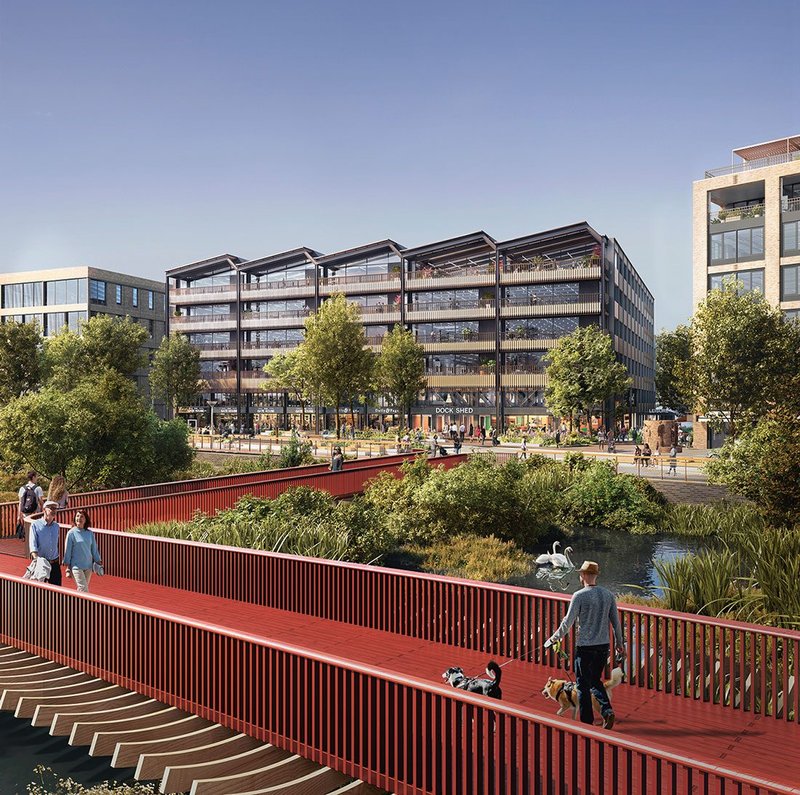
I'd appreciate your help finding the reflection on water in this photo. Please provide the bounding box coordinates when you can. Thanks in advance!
[516,526,709,598]
[0,711,136,794]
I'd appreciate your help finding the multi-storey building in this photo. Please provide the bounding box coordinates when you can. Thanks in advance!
[167,223,654,432]
[693,134,800,323]
[0,266,166,406]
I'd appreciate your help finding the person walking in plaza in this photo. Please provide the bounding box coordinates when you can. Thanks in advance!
[431,432,439,457]
[330,446,344,472]
[491,426,500,447]
[668,445,678,476]
[63,509,102,593]
[17,470,43,539]
[597,429,605,451]
[520,435,528,460]
[545,560,624,729]
[459,422,466,441]
[479,425,486,446]
[29,500,63,587]
[46,474,69,510]
[641,442,652,467]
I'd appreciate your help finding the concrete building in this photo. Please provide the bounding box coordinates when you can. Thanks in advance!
[693,134,800,323]
[167,223,654,433]
[0,266,166,406]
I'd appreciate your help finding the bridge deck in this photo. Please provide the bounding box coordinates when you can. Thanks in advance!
[0,545,797,791]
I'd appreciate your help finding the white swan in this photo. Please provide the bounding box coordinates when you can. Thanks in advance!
[535,541,561,566]
[550,546,574,569]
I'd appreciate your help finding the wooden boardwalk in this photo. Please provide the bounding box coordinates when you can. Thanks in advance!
[1,544,797,793]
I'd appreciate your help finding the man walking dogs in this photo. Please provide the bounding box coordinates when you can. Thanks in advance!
[544,561,624,729]
[29,500,62,587]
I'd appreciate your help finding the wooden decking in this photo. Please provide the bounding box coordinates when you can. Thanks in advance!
[1,543,798,792]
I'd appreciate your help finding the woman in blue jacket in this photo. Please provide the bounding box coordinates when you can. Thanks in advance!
[63,509,102,593]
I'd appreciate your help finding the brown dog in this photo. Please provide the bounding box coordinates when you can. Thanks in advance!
[540,667,624,719]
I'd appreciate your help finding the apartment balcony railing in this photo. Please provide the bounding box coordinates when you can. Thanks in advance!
[500,293,600,318]
[783,197,800,213]
[202,373,237,391]
[171,313,237,329]
[241,340,300,352]
[170,282,238,300]
[355,303,402,316]
[708,203,765,223]
[406,299,495,323]
[500,331,563,351]
[500,260,601,285]
[241,278,315,297]
[406,265,496,291]
[365,335,386,348]
[425,366,495,377]
[410,299,495,312]
[319,272,401,294]
[240,309,311,328]
[705,151,800,178]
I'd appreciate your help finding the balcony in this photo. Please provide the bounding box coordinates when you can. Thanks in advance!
[406,299,495,323]
[319,272,401,295]
[171,313,237,332]
[425,367,495,389]
[500,332,562,351]
[240,340,301,358]
[240,309,311,329]
[405,266,495,291]
[415,331,495,353]
[355,304,402,323]
[708,204,765,224]
[500,369,548,388]
[365,335,386,351]
[500,294,600,318]
[783,197,800,214]
[500,257,601,285]
[201,372,237,392]
[241,279,315,300]
[240,370,272,391]
[705,150,800,178]
[193,342,237,359]
[170,282,238,303]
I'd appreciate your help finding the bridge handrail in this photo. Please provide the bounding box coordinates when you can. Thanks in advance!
[0,453,416,535]
[2,573,796,795]
[47,511,800,727]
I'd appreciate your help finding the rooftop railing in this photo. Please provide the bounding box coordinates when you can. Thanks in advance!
[705,151,800,177]
[501,255,600,274]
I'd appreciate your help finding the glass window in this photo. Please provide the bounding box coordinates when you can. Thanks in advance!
[708,269,764,294]
[722,231,737,260]
[2,282,43,308]
[89,279,106,304]
[711,235,723,261]
[132,287,138,307]
[782,265,800,301]
[147,290,154,310]
[783,221,800,255]
[116,285,122,304]
[750,227,764,257]
[784,309,800,323]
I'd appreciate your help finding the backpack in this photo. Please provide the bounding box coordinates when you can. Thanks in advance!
[21,485,38,514]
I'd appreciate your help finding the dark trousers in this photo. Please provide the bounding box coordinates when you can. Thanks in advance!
[47,559,62,587]
[574,644,612,724]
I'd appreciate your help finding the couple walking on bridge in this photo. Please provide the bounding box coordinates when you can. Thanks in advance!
[544,560,625,729]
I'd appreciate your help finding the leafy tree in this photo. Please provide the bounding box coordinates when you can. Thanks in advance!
[0,318,43,402]
[655,325,692,413]
[706,413,800,527]
[149,333,203,417]
[0,370,193,488]
[264,349,312,428]
[300,294,374,437]
[45,315,148,389]
[376,324,427,430]
[679,279,800,436]
[544,325,631,430]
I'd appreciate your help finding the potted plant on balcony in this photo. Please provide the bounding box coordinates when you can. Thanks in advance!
[480,358,495,376]
[717,209,730,221]
[461,327,476,341]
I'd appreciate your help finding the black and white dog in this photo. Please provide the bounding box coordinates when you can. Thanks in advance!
[442,661,503,700]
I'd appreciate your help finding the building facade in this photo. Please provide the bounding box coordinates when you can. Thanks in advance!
[167,223,654,432]
[0,266,166,406]
[693,135,800,323]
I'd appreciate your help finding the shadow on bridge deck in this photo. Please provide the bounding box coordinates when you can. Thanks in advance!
[0,541,796,793]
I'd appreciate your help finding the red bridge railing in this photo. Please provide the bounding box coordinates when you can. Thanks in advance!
[0,574,794,795]
[50,523,800,727]
[1,453,419,535]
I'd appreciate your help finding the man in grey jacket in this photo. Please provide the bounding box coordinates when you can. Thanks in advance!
[545,560,624,728]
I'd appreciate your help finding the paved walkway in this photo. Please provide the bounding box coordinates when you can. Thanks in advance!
[0,549,795,792]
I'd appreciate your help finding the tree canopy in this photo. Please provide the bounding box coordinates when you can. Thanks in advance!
[300,294,375,436]
[544,325,631,428]
[375,324,427,430]
[678,279,800,435]
[149,333,203,416]
[0,318,43,403]
[264,349,313,427]
[655,325,692,413]
[45,315,148,389]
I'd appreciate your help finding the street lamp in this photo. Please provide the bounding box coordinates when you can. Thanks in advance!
[207,400,218,433]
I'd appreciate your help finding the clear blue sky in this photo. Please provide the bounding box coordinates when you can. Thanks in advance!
[1,0,797,330]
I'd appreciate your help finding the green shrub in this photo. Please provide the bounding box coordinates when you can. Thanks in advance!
[278,436,315,468]
[561,461,667,533]
[403,533,533,582]
[29,765,155,794]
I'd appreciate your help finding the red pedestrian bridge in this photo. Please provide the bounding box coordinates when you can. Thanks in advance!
[1,458,798,794]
